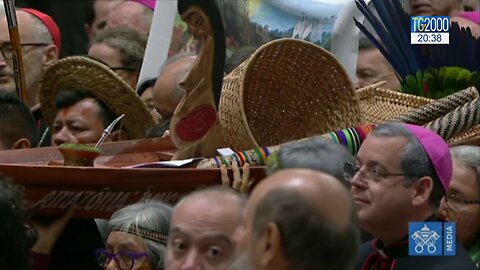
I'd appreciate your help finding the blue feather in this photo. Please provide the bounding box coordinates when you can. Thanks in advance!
[355,0,409,76]
[354,0,480,82]
[371,0,415,73]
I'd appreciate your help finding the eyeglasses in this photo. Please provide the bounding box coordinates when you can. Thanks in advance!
[0,42,50,60]
[343,162,416,183]
[444,192,480,211]
[94,248,148,270]
[87,56,137,73]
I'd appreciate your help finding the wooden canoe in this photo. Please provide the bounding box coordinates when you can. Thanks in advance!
[0,137,266,219]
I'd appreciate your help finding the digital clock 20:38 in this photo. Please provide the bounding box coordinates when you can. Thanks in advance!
[410,16,450,45]
[411,32,449,44]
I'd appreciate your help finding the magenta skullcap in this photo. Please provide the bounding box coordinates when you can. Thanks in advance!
[132,0,156,10]
[404,124,452,192]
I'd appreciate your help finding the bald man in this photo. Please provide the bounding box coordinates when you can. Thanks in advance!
[0,9,59,108]
[165,186,245,270]
[144,53,197,138]
[152,54,196,119]
[85,0,124,40]
[229,169,360,270]
[106,0,153,35]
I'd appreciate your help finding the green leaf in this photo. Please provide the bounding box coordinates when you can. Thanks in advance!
[415,70,425,96]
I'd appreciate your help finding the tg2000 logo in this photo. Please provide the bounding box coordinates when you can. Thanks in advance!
[411,16,450,45]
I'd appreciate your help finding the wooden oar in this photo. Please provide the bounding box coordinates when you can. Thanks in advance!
[3,0,28,103]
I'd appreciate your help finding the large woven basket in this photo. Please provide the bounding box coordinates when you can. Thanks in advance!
[219,38,363,151]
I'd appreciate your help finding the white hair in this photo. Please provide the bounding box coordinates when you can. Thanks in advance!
[109,200,172,270]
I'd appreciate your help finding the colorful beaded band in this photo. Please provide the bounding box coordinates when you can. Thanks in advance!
[254,147,265,165]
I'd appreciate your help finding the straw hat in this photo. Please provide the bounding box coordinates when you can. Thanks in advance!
[40,56,154,139]
[219,38,364,151]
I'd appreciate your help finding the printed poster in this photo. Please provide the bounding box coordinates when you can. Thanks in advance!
[139,0,368,86]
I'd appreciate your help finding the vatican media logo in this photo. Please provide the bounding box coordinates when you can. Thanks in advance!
[409,222,456,256]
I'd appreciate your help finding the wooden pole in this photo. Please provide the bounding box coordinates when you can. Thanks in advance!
[3,0,28,104]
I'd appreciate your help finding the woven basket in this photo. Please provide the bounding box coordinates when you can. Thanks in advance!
[219,38,363,151]
[393,87,479,125]
[449,125,480,146]
[357,86,432,124]
[358,85,480,143]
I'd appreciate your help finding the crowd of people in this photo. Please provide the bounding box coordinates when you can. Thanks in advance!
[0,0,478,269]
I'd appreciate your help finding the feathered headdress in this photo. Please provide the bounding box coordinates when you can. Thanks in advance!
[354,0,480,98]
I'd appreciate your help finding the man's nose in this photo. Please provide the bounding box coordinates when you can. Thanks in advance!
[438,197,450,221]
[180,249,202,270]
[350,170,369,189]
[52,126,76,146]
[355,78,367,89]
[105,259,119,270]
[0,52,9,66]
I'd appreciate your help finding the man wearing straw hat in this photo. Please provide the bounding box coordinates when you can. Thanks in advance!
[39,56,154,146]
[345,122,477,269]
[35,57,154,270]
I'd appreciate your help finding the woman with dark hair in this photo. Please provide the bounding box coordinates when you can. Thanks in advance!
[0,176,31,270]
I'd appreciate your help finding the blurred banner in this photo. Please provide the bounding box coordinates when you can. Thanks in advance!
[138,0,371,87]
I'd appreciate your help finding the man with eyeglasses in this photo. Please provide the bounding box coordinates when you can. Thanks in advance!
[0,8,60,109]
[88,27,147,89]
[0,8,60,148]
[438,145,480,268]
[344,122,477,269]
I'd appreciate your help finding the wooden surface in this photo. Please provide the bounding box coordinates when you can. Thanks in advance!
[0,137,266,218]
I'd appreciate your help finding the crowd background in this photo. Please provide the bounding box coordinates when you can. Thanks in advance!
[0,0,478,270]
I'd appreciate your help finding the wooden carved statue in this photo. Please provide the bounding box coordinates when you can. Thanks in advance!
[170,0,226,160]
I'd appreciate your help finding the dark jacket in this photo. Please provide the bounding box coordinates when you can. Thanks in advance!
[356,238,477,270]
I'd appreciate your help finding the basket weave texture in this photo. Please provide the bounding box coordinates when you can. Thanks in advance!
[449,125,480,145]
[358,85,480,143]
[219,38,363,151]
[357,87,431,124]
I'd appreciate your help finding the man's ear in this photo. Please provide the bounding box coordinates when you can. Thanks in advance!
[412,176,433,206]
[109,129,129,142]
[259,222,285,269]
[43,45,59,68]
[11,138,31,149]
